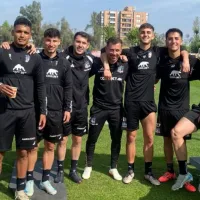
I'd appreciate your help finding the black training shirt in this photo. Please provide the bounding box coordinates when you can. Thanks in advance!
[0,43,46,114]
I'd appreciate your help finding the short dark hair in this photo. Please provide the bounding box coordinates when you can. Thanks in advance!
[14,17,32,29]
[106,37,123,46]
[44,28,60,38]
[74,31,91,42]
[139,23,154,31]
[165,28,183,39]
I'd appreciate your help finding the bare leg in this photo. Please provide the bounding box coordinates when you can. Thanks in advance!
[57,136,68,161]
[141,112,156,162]
[126,130,137,164]
[0,152,5,174]
[171,117,196,161]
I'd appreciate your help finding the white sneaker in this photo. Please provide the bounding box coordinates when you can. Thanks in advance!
[15,190,29,200]
[144,174,160,186]
[24,180,34,197]
[109,168,122,181]
[82,167,92,179]
[123,170,135,184]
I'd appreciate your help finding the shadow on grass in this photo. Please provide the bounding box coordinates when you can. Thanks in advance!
[62,150,200,199]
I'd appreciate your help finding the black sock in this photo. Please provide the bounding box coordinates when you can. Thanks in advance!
[167,163,174,173]
[178,160,187,175]
[42,169,50,182]
[128,163,134,172]
[27,171,34,181]
[57,160,64,172]
[145,162,152,175]
[70,160,78,172]
[17,178,26,191]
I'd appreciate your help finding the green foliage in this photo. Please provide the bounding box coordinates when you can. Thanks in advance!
[153,33,165,46]
[85,12,102,49]
[124,27,139,47]
[0,21,12,42]
[102,25,116,42]
[60,17,73,49]
[190,16,200,53]
[20,1,43,46]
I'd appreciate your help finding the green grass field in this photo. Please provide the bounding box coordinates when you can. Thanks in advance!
[0,79,200,200]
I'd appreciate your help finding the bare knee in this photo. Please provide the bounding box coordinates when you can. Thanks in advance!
[171,128,180,141]
[17,150,28,160]
[45,141,55,152]
[127,131,136,144]
[72,136,82,146]
[59,136,68,147]
[144,134,154,148]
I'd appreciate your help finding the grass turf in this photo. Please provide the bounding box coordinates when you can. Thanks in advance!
[0,80,200,200]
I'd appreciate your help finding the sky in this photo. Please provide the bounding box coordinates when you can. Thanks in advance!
[0,0,200,38]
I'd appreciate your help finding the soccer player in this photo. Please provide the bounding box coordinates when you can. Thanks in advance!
[156,28,200,192]
[82,37,128,180]
[56,32,102,183]
[170,61,200,190]
[35,28,72,195]
[0,17,46,200]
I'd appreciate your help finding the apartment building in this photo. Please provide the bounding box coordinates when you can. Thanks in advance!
[100,6,148,40]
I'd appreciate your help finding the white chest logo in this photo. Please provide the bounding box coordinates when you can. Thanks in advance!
[170,70,181,79]
[138,61,149,69]
[13,64,26,74]
[46,69,58,78]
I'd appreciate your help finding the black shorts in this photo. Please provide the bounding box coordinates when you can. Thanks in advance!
[156,109,191,139]
[184,104,200,130]
[63,107,88,137]
[41,111,63,143]
[0,108,37,151]
[125,101,157,131]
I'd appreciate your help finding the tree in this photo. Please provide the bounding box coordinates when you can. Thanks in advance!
[190,17,200,53]
[193,17,200,35]
[60,17,73,49]
[153,33,165,46]
[0,21,13,42]
[124,27,139,47]
[85,12,102,49]
[102,25,116,42]
[20,1,43,46]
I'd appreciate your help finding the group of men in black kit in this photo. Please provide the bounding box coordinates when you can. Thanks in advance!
[0,15,200,200]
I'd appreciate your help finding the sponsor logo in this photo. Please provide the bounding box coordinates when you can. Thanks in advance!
[169,70,181,79]
[13,64,26,74]
[32,141,36,146]
[46,68,58,78]
[77,126,86,130]
[98,67,104,73]
[171,64,176,68]
[22,137,35,141]
[90,117,98,126]
[148,51,152,58]
[100,77,122,81]
[25,55,30,62]
[138,61,149,69]
[49,134,62,138]
[84,61,91,69]
[117,65,124,73]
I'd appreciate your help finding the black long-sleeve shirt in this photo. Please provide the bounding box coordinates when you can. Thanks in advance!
[39,51,72,112]
[60,46,94,110]
[90,58,129,109]
[0,44,46,114]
